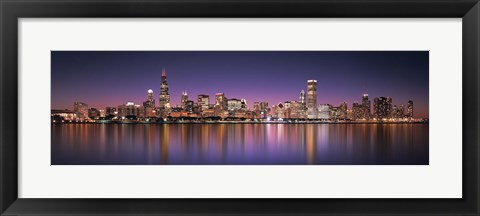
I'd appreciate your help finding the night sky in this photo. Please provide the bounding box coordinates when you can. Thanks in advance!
[51,51,429,118]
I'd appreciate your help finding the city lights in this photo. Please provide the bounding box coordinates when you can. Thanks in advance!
[51,68,426,124]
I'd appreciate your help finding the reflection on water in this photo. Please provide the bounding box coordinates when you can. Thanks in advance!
[51,123,428,165]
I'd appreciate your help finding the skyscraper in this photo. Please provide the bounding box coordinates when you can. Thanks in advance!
[158,67,170,109]
[339,102,348,119]
[181,91,188,109]
[307,80,317,119]
[215,93,226,110]
[298,90,306,118]
[361,94,371,119]
[407,100,414,118]
[143,89,155,108]
[198,94,210,110]
[373,97,392,120]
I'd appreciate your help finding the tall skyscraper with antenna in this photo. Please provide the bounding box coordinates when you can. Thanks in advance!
[159,67,171,109]
[181,91,188,109]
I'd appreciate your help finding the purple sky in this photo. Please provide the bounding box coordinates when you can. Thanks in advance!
[51,51,429,118]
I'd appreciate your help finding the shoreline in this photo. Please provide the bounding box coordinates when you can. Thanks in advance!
[52,121,428,125]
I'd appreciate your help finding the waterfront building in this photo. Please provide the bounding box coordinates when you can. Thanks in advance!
[283,101,292,118]
[362,94,371,119]
[241,99,248,111]
[318,104,332,120]
[185,100,194,113]
[227,98,242,111]
[198,94,210,110]
[88,108,100,119]
[352,102,363,120]
[143,89,155,108]
[407,100,414,118]
[298,90,307,118]
[373,97,392,120]
[330,106,341,120]
[253,102,261,118]
[73,102,89,120]
[144,107,156,118]
[215,93,227,110]
[276,103,285,119]
[398,104,405,118]
[307,80,317,119]
[339,102,348,119]
[99,109,105,118]
[51,109,77,122]
[158,67,171,109]
[181,91,188,109]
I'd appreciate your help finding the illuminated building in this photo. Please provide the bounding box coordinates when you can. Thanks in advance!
[73,102,89,120]
[298,90,307,118]
[143,89,155,108]
[198,94,210,110]
[391,105,399,118]
[373,97,392,120]
[407,100,414,118]
[185,100,194,113]
[398,104,405,118]
[352,102,363,120]
[99,109,105,118]
[339,102,348,119]
[318,104,331,119]
[362,94,371,119]
[117,101,138,119]
[276,103,285,119]
[105,107,117,118]
[88,108,100,119]
[283,101,292,118]
[227,98,242,111]
[253,102,261,118]
[330,106,340,119]
[51,109,76,122]
[307,80,317,119]
[158,67,171,109]
[181,91,188,109]
[215,93,226,110]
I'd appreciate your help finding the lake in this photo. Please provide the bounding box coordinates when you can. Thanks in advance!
[51,123,429,165]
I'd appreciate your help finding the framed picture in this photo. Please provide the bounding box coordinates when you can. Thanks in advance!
[1,0,479,215]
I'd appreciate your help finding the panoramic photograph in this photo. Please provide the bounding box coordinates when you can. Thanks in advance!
[51,51,429,165]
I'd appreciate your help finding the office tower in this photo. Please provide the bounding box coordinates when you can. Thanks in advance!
[215,93,226,110]
[318,104,332,120]
[295,90,306,118]
[361,94,371,119]
[159,67,171,109]
[352,102,363,120]
[339,102,347,119]
[143,89,155,108]
[197,94,210,110]
[185,100,194,113]
[241,99,248,111]
[307,80,317,119]
[73,102,89,120]
[227,98,242,111]
[398,104,405,118]
[373,97,392,120]
[181,91,188,109]
[407,100,414,118]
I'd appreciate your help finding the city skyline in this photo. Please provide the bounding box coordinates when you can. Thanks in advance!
[52,51,429,118]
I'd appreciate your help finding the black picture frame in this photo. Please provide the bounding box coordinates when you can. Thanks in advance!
[1,0,479,215]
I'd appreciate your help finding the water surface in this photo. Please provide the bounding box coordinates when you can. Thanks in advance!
[51,123,429,165]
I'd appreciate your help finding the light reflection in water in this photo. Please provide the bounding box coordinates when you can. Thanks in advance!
[51,123,428,165]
